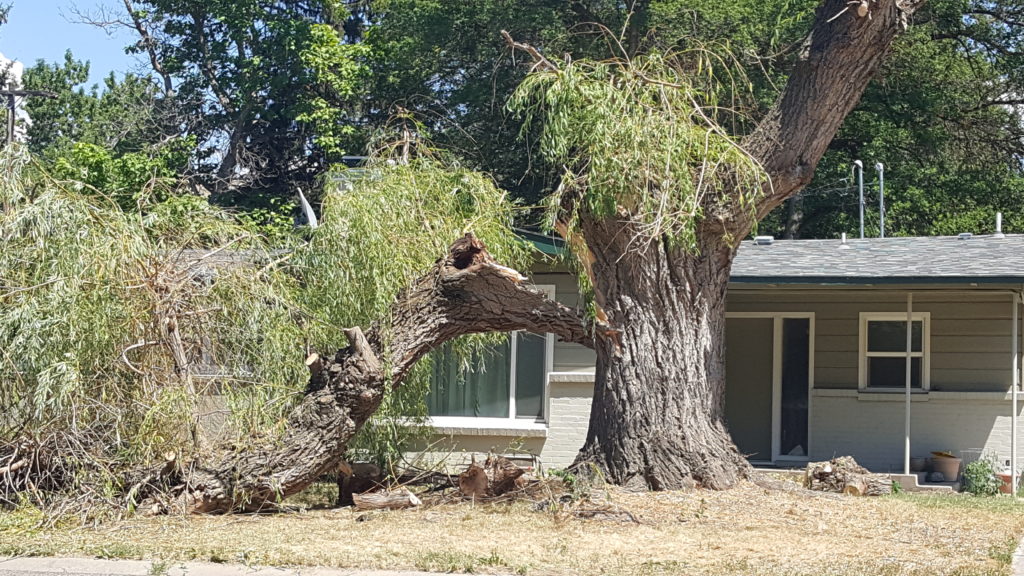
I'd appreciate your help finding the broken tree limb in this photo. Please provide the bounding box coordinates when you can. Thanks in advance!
[457,455,531,499]
[353,489,421,511]
[168,233,593,514]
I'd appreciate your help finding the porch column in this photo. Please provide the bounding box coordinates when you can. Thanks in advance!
[1013,292,1019,496]
[904,292,913,476]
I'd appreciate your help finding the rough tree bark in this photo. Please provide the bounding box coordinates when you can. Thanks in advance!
[567,0,926,490]
[574,219,746,490]
[172,234,593,513]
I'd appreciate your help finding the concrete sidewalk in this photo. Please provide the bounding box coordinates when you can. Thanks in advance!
[0,557,465,576]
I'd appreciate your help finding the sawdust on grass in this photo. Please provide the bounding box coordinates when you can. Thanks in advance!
[1,481,1022,576]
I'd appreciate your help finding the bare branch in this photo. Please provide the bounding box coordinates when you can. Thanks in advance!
[122,0,175,97]
[500,30,559,73]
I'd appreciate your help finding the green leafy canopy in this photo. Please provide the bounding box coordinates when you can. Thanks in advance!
[508,52,768,251]
[0,135,532,503]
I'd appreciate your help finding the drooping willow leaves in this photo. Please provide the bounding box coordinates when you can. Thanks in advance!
[508,52,769,252]
[0,146,528,507]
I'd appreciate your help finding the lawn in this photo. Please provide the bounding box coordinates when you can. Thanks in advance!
[1,481,1022,576]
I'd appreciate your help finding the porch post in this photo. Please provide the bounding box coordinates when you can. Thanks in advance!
[905,292,913,476]
[1013,293,1019,496]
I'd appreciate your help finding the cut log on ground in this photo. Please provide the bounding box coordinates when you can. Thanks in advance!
[804,456,892,496]
[353,488,421,510]
[458,455,532,499]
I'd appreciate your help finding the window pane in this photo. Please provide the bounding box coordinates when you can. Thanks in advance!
[428,339,510,417]
[515,332,546,420]
[780,318,810,457]
[867,320,922,352]
[867,356,922,388]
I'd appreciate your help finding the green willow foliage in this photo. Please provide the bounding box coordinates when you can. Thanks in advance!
[508,53,768,251]
[296,157,530,472]
[0,148,300,475]
[0,146,528,499]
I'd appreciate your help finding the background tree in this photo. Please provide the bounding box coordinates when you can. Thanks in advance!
[763,0,1024,239]
[366,0,1022,240]
[20,52,194,210]
[87,0,370,210]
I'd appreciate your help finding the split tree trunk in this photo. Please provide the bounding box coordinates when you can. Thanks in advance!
[572,0,924,490]
[169,234,593,513]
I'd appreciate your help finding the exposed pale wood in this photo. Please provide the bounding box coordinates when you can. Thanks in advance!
[0,459,27,475]
[805,456,892,496]
[353,489,421,511]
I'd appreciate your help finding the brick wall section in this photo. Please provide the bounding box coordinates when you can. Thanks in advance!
[539,375,595,469]
[812,391,1024,471]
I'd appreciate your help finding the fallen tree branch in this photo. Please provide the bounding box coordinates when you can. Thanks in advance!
[353,489,421,511]
[0,458,27,475]
[164,233,592,513]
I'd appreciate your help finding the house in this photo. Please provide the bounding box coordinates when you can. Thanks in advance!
[419,233,1024,482]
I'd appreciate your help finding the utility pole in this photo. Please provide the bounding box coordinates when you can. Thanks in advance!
[854,160,864,239]
[0,89,57,147]
[876,163,885,238]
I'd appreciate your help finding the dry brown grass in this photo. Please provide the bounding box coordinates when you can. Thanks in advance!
[1,480,1022,576]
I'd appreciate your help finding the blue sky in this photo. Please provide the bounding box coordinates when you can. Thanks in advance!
[2,0,140,86]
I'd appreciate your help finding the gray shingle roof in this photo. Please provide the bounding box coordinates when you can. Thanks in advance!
[731,234,1024,284]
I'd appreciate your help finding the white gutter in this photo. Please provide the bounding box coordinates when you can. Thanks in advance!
[905,292,913,476]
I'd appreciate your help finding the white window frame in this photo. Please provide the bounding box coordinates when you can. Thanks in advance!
[428,285,556,430]
[858,312,931,391]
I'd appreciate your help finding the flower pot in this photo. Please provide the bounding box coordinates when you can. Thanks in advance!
[998,472,1016,494]
[909,457,928,472]
[930,456,962,482]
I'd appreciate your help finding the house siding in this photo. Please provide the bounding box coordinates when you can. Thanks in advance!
[727,290,1016,393]
[811,391,1021,470]
[417,279,1024,473]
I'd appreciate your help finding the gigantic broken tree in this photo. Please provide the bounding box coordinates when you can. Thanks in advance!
[154,0,925,511]
[506,0,925,491]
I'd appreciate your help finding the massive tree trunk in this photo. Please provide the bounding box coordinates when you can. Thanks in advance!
[169,235,593,513]
[572,0,925,490]
[575,220,748,490]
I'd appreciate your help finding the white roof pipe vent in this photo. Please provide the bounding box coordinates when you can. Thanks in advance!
[994,212,1006,239]
[753,235,774,246]
[958,232,973,240]
[839,232,852,249]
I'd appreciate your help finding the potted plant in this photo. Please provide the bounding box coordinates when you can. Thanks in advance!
[931,451,962,482]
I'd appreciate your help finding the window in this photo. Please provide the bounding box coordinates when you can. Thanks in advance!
[859,312,930,390]
[427,286,555,423]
